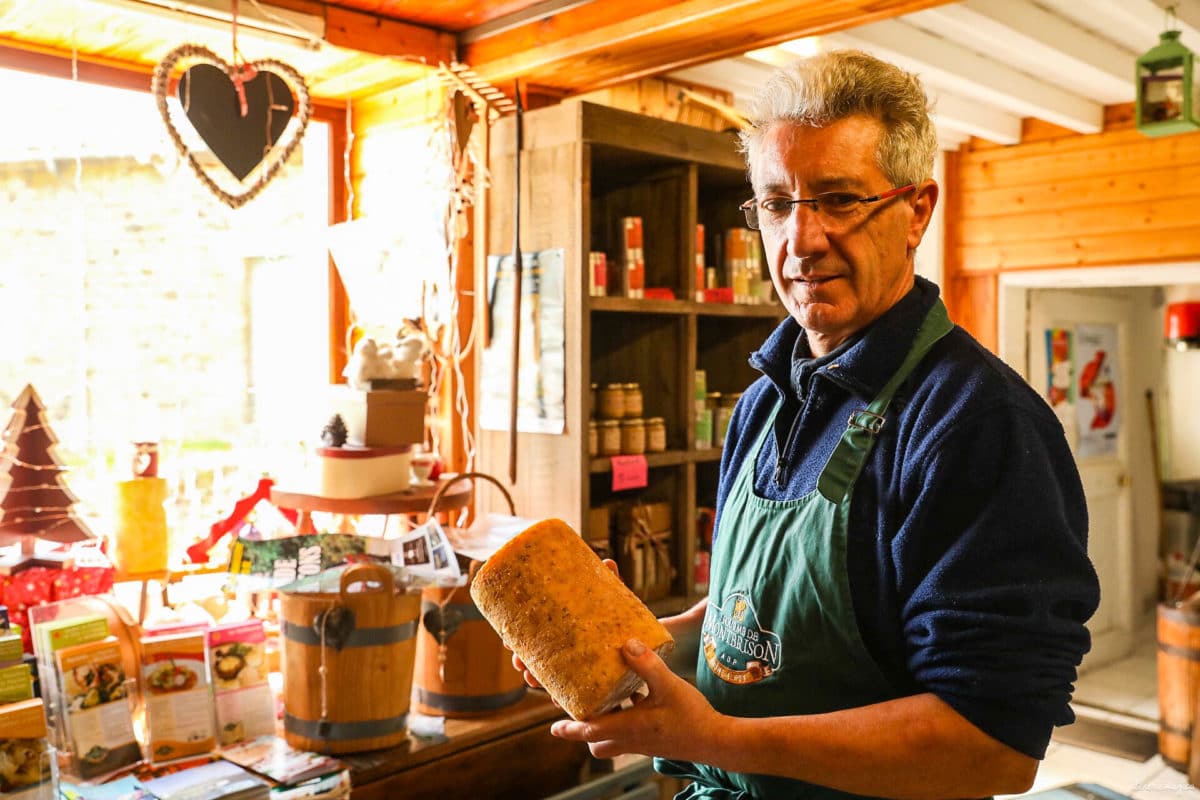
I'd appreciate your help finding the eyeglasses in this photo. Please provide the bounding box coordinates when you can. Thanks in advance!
[739,184,916,231]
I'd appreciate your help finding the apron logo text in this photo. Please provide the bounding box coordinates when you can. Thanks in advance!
[703,591,782,684]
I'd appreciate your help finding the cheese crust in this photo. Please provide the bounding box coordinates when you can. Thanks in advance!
[470,518,674,720]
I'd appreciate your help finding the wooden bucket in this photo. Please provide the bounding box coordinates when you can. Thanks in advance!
[280,563,421,753]
[414,472,526,717]
[1157,601,1200,770]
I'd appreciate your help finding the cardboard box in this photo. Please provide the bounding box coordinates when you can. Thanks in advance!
[331,385,426,447]
[0,662,33,703]
[0,697,47,739]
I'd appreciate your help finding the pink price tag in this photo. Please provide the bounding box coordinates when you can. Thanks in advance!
[611,455,648,491]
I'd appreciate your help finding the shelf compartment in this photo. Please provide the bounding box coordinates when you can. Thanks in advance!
[696,314,778,396]
[693,302,783,318]
[589,450,688,473]
[590,296,691,314]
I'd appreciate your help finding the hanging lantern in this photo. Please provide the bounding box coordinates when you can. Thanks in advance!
[1136,19,1200,137]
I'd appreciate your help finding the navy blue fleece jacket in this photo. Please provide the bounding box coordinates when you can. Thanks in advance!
[711,276,1100,760]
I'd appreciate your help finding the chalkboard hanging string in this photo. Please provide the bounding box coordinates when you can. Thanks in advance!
[229,0,256,118]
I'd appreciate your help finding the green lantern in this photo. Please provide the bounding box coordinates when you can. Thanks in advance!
[1136,28,1200,137]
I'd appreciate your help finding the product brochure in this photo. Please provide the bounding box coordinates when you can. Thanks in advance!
[55,636,140,779]
[0,699,55,800]
[206,621,274,746]
[219,736,341,787]
[139,759,270,800]
[142,632,217,762]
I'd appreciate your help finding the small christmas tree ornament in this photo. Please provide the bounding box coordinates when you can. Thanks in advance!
[0,385,95,562]
[321,414,348,447]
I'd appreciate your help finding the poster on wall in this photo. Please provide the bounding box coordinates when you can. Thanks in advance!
[1044,328,1074,407]
[1074,323,1120,458]
[480,248,565,434]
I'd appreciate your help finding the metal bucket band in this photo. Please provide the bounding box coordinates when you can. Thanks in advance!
[1157,640,1200,661]
[284,711,408,741]
[282,619,417,648]
[417,686,527,713]
[1160,720,1191,738]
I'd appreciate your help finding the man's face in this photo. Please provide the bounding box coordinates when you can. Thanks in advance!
[750,116,937,356]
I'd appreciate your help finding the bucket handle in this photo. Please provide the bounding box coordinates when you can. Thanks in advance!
[427,471,516,517]
[340,563,394,598]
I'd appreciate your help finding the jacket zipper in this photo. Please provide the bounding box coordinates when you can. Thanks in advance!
[773,402,804,487]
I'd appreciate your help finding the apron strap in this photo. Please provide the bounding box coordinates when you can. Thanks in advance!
[817,300,954,503]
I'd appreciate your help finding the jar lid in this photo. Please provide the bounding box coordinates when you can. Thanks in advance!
[599,420,621,427]
[705,391,722,399]
[590,382,598,389]
[620,418,644,426]
[604,382,625,390]
[588,420,599,427]
[623,382,640,390]
[646,416,665,424]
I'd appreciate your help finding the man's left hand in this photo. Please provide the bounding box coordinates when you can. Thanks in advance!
[550,637,719,761]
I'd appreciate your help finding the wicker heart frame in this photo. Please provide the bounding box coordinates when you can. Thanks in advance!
[152,43,312,209]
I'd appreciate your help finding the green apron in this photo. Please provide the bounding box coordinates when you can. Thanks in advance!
[657,301,953,800]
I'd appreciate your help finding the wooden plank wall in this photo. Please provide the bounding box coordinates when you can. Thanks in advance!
[943,104,1200,351]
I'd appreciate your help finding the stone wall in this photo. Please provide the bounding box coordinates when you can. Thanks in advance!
[0,144,330,546]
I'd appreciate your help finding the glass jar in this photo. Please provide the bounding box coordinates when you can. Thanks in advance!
[598,420,622,456]
[620,418,646,455]
[623,382,644,418]
[588,420,599,457]
[645,417,667,452]
[598,383,626,419]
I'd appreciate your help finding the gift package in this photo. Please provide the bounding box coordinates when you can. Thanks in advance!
[614,502,675,602]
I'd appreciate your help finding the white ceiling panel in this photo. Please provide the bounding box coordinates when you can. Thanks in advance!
[669,0,1189,151]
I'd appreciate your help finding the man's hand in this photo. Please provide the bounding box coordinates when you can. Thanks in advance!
[548,637,719,762]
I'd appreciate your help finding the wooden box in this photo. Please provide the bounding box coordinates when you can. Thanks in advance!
[331,386,426,447]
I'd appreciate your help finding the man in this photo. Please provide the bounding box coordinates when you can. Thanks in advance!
[538,50,1100,799]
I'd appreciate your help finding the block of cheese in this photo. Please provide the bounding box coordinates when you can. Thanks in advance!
[470,518,673,720]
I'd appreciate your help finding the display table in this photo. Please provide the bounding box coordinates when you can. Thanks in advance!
[341,692,590,799]
[270,477,473,535]
[270,477,472,517]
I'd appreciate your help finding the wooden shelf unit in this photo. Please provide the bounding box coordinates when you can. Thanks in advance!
[477,100,782,608]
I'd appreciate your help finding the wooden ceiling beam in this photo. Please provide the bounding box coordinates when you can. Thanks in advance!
[265,0,456,63]
[461,0,957,93]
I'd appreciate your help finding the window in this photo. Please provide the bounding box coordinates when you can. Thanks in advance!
[0,66,336,559]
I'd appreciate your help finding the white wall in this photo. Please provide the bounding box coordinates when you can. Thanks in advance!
[1000,268,1200,624]
[1162,284,1200,480]
[914,150,944,288]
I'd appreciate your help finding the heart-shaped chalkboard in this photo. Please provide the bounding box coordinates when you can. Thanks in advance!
[179,63,295,181]
[314,606,357,651]
[152,44,311,208]
[423,606,465,643]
